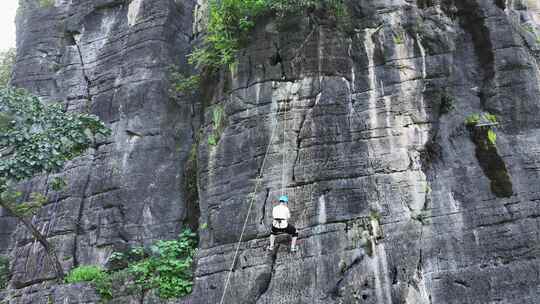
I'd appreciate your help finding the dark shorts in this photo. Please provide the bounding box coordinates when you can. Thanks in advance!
[271,224,298,237]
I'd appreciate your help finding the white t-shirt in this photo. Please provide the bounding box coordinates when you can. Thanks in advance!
[272,204,290,228]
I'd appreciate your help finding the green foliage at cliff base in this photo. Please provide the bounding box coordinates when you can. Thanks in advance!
[74,229,198,301]
[128,229,197,299]
[65,265,113,300]
[103,229,197,299]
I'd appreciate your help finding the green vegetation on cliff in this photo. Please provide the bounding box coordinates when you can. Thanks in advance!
[38,0,55,8]
[127,229,197,299]
[190,0,348,70]
[65,266,113,300]
[0,87,110,280]
[0,256,9,290]
[0,49,15,87]
[465,113,498,146]
[168,65,200,99]
[66,230,197,301]
[180,0,350,149]
[208,105,226,146]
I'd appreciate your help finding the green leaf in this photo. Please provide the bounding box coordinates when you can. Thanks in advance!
[487,129,497,146]
[208,134,217,146]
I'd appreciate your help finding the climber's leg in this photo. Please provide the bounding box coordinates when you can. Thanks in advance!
[267,234,275,250]
[287,224,299,252]
[291,236,298,252]
[268,226,280,250]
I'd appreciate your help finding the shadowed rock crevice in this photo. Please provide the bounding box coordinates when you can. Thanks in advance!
[417,0,435,10]
[183,144,201,232]
[329,255,364,299]
[447,0,496,108]
[71,35,93,110]
[94,0,126,11]
[259,188,270,225]
[253,249,278,303]
[470,128,513,197]
[73,154,95,268]
[494,0,506,10]
[292,108,309,183]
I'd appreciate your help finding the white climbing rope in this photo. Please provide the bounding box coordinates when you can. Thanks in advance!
[218,103,282,304]
[281,100,288,196]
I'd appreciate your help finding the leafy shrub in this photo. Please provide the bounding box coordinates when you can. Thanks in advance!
[65,266,113,300]
[127,229,197,299]
[523,24,536,34]
[465,113,497,127]
[65,265,107,284]
[465,114,481,127]
[50,177,67,191]
[208,105,226,146]
[0,256,9,289]
[393,32,405,44]
[0,48,15,87]
[106,247,146,271]
[102,230,198,300]
[465,113,499,147]
[9,192,47,217]
[271,0,348,16]
[438,91,455,115]
[484,113,497,124]
[189,0,267,69]
[39,0,55,8]
[487,129,497,146]
[168,66,200,99]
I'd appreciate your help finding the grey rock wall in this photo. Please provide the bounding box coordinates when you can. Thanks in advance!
[187,1,540,304]
[1,0,540,304]
[2,0,198,300]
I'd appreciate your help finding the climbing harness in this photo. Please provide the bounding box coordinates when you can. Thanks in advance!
[219,95,291,304]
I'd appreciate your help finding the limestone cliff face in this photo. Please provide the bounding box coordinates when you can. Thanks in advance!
[2,0,540,303]
[2,0,198,301]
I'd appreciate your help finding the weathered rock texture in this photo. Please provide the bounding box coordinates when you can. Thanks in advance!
[2,0,540,303]
[2,0,198,301]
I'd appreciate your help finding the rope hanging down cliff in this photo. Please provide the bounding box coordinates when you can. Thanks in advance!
[218,97,290,304]
[281,101,288,196]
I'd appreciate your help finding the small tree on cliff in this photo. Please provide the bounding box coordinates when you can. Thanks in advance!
[0,48,15,87]
[0,87,110,280]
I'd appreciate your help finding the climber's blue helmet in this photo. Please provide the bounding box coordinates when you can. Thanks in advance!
[279,195,289,203]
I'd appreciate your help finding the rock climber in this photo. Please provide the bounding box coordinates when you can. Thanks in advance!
[267,195,298,252]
